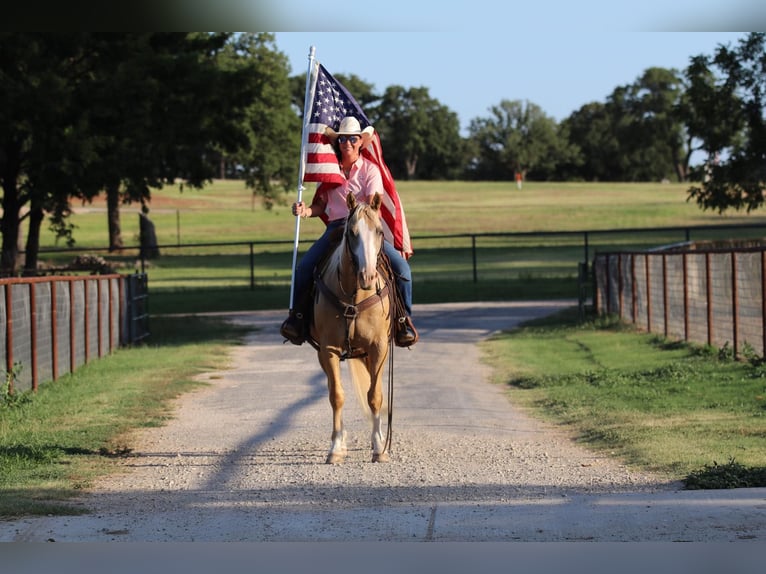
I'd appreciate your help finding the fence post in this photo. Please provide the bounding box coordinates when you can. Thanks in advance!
[84,280,90,364]
[70,278,76,372]
[604,253,619,313]
[645,254,652,333]
[705,251,713,346]
[578,261,589,320]
[250,243,255,291]
[471,235,477,283]
[631,254,637,323]
[683,252,689,344]
[731,251,738,358]
[617,255,623,319]
[51,281,58,381]
[662,254,669,338]
[4,284,12,394]
[30,283,38,391]
[762,252,766,358]
[97,279,104,358]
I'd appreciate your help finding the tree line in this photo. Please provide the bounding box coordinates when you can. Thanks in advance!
[1,32,763,275]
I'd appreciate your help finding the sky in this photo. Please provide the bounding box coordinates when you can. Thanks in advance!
[274,31,749,135]
[164,0,765,139]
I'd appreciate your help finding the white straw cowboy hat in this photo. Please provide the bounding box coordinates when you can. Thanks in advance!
[325,116,375,146]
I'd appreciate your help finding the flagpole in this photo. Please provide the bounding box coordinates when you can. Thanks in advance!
[288,45,317,310]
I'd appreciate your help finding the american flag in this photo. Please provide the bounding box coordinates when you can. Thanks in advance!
[303,63,412,258]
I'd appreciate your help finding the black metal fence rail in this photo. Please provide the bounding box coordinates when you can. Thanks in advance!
[594,246,766,358]
[29,221,766,289]
[0,273,149,394]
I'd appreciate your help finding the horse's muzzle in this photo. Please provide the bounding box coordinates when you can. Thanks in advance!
[358,268,378,291]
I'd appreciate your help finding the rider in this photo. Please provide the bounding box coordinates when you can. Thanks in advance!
[280,116,417,348]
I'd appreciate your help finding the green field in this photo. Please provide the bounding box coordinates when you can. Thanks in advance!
[28,180,766,314]
[2,180,765,518]
[481,309,766,485]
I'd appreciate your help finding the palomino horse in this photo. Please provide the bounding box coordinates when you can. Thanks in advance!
[310,192,393,464]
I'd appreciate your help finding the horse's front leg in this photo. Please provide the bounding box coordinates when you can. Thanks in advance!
[367,346,390,463]
[319,349,347,464]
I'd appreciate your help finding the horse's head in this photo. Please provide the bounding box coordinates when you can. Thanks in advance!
[344,192,384,290]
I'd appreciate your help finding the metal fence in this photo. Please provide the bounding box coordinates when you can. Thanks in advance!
[1,273,149,394]
[594,246,766,358]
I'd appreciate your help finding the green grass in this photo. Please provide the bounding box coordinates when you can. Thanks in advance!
[481,308,766,486]
[5,179,766,509]
[0,315,250,517]
[27,180,766,314]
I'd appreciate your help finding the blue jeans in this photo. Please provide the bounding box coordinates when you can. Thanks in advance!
[293,220,413,316]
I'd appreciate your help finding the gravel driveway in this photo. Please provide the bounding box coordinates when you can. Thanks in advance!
[2,301,765,543]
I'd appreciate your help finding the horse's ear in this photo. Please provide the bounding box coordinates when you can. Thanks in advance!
[370,192,382,211]
[346,193,357,211]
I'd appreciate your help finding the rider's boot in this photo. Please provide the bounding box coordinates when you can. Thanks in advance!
[280,291,311,345]
[395,315,419,348]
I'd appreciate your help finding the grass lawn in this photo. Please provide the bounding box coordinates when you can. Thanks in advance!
[2,180,765,519]
[481,308,766,487]
[0,315,249,517]
[29,180,766,314]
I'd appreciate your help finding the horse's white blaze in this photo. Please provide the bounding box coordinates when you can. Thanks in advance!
[354,217,380,289]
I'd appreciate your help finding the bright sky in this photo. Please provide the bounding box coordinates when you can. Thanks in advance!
[274,31,748,135]
[155,2,762,139]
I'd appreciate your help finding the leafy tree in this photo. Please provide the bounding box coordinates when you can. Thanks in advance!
[0,33,101,273]
[217,33,300,208]
[635,67,688,181]
[0,33,261,271]
[373,85,463,180]
[684,32,765,213]
[466,99,570,181]
[605,67,686,182]
[561,68,686,182]
[80,33,254,251]
[558,102,616,181]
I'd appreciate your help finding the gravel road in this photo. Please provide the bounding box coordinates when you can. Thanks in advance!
[2,301,765,543]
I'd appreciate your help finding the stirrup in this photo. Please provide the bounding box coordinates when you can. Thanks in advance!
[280,312,305,346]
[395,316,418,348]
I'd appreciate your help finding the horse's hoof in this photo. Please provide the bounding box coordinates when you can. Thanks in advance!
[326,453,345,464]
[372,452,390,463]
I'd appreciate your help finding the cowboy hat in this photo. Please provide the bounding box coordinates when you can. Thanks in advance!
[324,116,374,146]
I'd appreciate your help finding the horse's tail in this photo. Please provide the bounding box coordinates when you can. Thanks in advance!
[346,357,388,421]
[347,358,372,419]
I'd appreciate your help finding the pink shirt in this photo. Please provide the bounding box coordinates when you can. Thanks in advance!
[320,156,384,221]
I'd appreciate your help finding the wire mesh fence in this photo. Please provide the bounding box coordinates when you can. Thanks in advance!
[0,273,149,394]
[594,247,766,358]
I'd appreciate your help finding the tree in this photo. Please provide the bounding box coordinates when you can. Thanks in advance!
[0,33,102,273]
[561,68,687,183]
[558,102,616,181]
[0,33,261,272]
[466,99,571,181]
[373,85,463,180]
[217,33,300,207]
[606,67,686,182]
[85,33,258,249]
[684,33,765,213]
